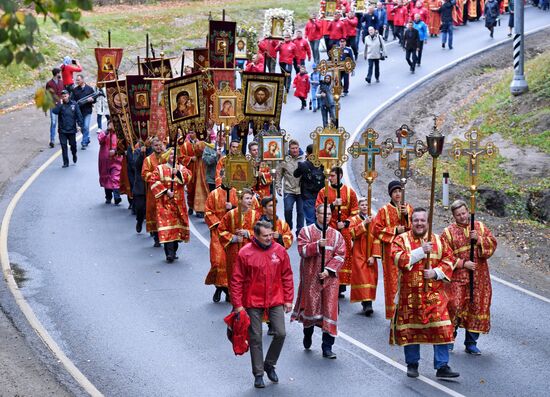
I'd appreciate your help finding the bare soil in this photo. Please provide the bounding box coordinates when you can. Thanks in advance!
[351,29,550,296]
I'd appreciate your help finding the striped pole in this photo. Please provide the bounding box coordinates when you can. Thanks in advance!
[510,0,528,95]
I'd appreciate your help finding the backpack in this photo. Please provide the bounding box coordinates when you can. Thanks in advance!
[303,162,325,193]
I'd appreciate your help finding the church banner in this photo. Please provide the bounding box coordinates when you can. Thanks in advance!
[140,58,173,78]
[208,20,237,69]
[126,75,152,142]
[95,47,123,85]
[149,79,169,144]
[105,79,136,148]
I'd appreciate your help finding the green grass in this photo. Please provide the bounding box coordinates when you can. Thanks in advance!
[0,0,319,96]
[457,51,550,155]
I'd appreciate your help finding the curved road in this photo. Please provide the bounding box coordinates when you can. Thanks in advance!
[7,9,550,396]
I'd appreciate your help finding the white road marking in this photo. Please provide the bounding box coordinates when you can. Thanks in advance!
[0,125,103,397]
[189,218,464,396]
[343,23,550,304]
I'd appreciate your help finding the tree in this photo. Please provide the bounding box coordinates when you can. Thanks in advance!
[0,0,93,110]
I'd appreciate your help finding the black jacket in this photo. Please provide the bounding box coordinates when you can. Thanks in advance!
[438,0,456,24]
[52,100,83,134]
[132,147,151,196]
[361,13,378,36]
[403,28,420,50]
[293,159,325,199]
[71,84,95,115]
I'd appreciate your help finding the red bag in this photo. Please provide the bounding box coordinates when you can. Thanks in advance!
[223,311,251,355]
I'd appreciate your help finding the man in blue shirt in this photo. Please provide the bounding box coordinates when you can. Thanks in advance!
[374,2,388,41]
[412,13,429,66]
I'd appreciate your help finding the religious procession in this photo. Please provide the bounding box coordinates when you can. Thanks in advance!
[3,0,548,395]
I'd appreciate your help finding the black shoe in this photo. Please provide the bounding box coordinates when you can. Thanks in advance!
[303,333,312,350]
[73,153,77,163]
[442,42,445,48]
[188,208,194,215]
[114,197,122,205]
[436,365,460,378]
[322,349,337,359]
[222,287,231,303]
[264,365,279,383]
[80,145,86,150]
[362,301,374,316]
[166,256,174,263]
[449,45,453,50]
[407,364,419,378]
[136,222,142,233]
[196,212,204,218]
[62,163,69,168]
[365,77,371,84]
[254,375,265,388]
[49,141,54,148]
[376,78,380,83]
[154,241,161,248]
[105,198,111,204]
[213,287,222,303]
[338,285,346,299]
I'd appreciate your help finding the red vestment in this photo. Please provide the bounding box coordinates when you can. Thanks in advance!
[218,208,262,286]
[442,221,496,333]
[141,153,165,232]
[390,231,455,346]
[291,224,346,336]
[428,0,443,35]
[150,163,192,243]
[453,0,464,25]
[204,186,239,287]
[178,140,209,213]
[349,214,381,303]
[215,155,226,188]
[315,184,359,285]
[372,202,414,319]
[253,162,272,200]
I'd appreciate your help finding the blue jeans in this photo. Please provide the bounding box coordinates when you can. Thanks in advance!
[309,40,320,64]
[279,62,293,92]
[441,22,453,48]
[464,331,479,346]
[283,193,304,233]
[311,85,319,110]
[404,344,449,369]
[321,104,336,127]
[82,113,92,146]
[49,110,58,143]
[303,197,316,225]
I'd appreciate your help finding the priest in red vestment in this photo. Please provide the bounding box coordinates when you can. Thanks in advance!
[248,141,272,200]
[442,200,497,355]
[259,197,293,250]
[291,204,346,359]
[390,208,459,379]
[150,149,192,262]
[215,139,241,187]
[178,130,209,218]
[315,166,359,295]
[349,197,381,316]
[141,137,166,247]
[372,181,414,319]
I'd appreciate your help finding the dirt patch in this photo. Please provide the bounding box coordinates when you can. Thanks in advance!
[351,28,550,294]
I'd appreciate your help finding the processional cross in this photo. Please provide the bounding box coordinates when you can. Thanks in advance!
[449,128,498,299]
[317,46,356,125]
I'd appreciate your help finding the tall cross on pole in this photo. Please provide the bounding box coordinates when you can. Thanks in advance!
[318,46,356,126]
[449,128,498,299]
[347,128,383,260]
[380,124,428,210]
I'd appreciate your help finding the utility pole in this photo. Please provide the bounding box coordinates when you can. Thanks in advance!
[510,0,528,95]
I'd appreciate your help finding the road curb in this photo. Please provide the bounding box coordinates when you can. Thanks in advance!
[0,133,103,397]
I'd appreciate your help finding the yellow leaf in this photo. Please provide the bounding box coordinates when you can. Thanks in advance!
[0,13,11,28]
[15,11,25,24]
[34,87,46,108]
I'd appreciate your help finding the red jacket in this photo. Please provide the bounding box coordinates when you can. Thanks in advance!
[345,16,358,37]
[278,41,297,65]
[61,63,82,86]
[411,7,429,23]
[293,72,310,98]
[223,311,250,355]
[258,38,279,59]
[392,5,409,27]
[245,54,264,72]
[320,19,330,36]
[231,239,294,309]
[46,78,64,104]
[386,4,394,21]
[328,18,347,40]
[293,38,312,62]
[305,19,323,41]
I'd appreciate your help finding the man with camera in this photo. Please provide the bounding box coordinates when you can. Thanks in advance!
[71,74,95,150]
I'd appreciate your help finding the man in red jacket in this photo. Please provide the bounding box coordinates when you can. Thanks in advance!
[231,220,294,389]
[305,13,323,64]
[344,11,359,60]
[328,12,347,50]
[278,33,297,93]
[292,30,312,74]
[258,37,279,73]
[392,0,410,46]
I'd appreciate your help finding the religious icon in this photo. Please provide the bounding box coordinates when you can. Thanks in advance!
[326,0,337,18]
[319,136,339,159]
[245,81,277,116]
[270,18,285,39]
[168,81,199,122]
[215,37,229,55]
[232,164,247,182]
[262,138,283,160]
[113,91,128,110]
[219,97,236,118]
[235,37,248,59]
[102,55,114,72]
[134,91,150,110]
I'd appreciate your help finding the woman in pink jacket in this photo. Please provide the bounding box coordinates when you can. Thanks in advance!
[98,121,122,204]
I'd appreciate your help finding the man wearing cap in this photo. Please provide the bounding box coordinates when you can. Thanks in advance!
[372,181,414,319]
[52,89,82,168]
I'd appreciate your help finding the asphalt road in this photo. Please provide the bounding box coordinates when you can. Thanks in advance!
[7,9,550,396]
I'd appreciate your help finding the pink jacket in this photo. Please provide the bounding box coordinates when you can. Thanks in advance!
[98,130,122,190]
